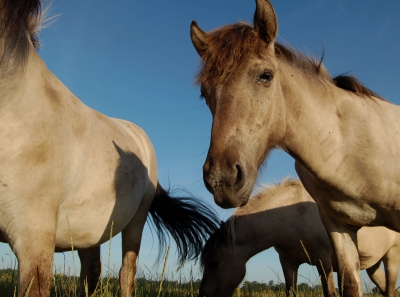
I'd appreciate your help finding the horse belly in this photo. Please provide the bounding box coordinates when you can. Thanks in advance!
[55,177,148,250]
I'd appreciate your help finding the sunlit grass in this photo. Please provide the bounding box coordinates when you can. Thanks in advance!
[0,239,386,297]
[0,265,385,297]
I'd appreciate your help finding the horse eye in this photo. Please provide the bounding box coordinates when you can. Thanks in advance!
[257,71,273,84]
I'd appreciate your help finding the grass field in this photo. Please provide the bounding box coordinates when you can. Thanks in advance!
[0,267,330,297]
[0,246,383,297]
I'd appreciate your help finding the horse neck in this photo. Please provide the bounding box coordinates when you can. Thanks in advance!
[0,45,50,108]
[232,194,301,260]
[278,63,351,179]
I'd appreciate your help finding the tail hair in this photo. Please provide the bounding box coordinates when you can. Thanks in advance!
[147,182,219,264]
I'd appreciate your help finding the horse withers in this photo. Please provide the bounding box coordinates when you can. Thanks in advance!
[0,1,219,297]
[200,179,400,297]
[190,0,400,296]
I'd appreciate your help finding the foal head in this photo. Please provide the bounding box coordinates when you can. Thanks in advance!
[191,0,286,208]
[199,221,246,297]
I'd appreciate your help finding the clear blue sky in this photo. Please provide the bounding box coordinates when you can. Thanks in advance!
[1,0,400,289]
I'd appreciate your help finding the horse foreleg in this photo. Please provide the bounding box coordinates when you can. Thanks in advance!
[279,255,299,296]
[365,261,385,295]
[322,216,362,297]
[78,246,101,297]
[13,233,56,297]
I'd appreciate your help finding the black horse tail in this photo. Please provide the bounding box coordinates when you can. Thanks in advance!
[148,182,219,264]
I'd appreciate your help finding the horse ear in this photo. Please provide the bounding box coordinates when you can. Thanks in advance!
[220,221,229,236]
[253,0,278,46]
[190,20,208,58]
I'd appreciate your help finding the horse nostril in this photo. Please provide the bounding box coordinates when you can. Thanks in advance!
[234,163,245,189]
[203,160,215,194]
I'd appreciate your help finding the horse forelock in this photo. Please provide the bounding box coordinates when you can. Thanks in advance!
[195,22,331,88]
[0,0,43,69]
[195,23,264,87]
[195,22,382,102]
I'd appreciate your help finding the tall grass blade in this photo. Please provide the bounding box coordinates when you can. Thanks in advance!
[158,244,170,297]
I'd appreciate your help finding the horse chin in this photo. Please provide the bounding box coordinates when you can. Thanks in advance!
[213,187,251,209]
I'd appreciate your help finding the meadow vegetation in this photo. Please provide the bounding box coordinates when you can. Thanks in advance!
[0,259,384,297]
[0,239,384,297]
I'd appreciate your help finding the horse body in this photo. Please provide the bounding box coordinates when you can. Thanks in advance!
[0,48,156,251]
[190,0,400,296]
[200,180,400,297]
[0,2,219,297]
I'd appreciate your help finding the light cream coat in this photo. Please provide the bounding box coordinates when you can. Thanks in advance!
[200,180,400,297]
[190,0,400,296]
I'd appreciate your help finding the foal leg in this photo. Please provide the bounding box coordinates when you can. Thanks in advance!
[279,255,298,297]
[78,246,101,297]
[365,261,385,295]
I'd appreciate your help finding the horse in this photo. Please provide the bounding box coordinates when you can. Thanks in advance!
[0,1,220,297]
[190,0,400,296]
[200,179,400,297]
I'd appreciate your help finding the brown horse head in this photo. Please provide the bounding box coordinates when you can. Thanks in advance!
[199,221,246,297]
[190,0,285,208]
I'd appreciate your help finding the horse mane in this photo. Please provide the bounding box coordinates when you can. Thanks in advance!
[332,74,386,101]
[195,22,382,101]
[0,0,44,69]
[233,177,301,216]
[195,22,329,87]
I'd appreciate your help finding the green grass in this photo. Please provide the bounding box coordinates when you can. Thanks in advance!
[0,242,386,297]
[0,267,386,297]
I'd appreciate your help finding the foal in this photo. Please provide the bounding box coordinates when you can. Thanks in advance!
[200,180,400,297]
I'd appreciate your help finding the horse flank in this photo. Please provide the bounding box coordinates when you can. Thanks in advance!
[195,22,383,101]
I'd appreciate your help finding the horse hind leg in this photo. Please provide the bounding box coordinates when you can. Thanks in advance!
[78,246,101,297]
[119,219,147,297]
[382,252,399,297]
[365,260,386,295]
[119,189,154,297]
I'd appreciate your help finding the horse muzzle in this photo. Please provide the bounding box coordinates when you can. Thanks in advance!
[203,156,252,208]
